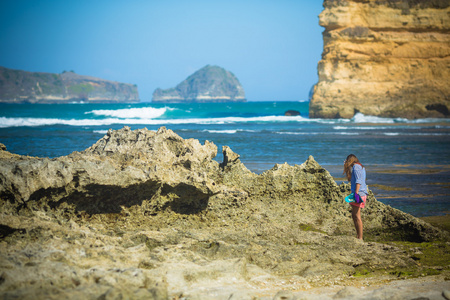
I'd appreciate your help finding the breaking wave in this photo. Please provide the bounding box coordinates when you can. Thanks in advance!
[0,110,449,128]
[86,107,170,119]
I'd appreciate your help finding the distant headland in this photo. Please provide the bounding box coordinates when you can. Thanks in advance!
[0,66,140,104]
[152,65,246,103]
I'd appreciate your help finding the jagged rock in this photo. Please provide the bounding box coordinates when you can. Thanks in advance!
[0,126,446,240]
[0,126,448,299]
[152,65,246,103]
[0,126,220,215]
[310,0,450,119]
[284,110,301,116]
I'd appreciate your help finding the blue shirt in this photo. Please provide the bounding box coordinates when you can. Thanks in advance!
[351,164,368,196]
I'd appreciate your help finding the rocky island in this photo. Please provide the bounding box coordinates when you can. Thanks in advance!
[310,0,450,119]
[0,127,448,299]
[152,65,246,103]
[0,66,140,103]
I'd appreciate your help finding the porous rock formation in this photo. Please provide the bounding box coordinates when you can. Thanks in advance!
[152,65,246,103]
[310,0,450,119]
[0,127,448,299]
[0,66,140,103]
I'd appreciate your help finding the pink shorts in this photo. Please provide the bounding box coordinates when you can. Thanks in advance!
[350,195,367,208]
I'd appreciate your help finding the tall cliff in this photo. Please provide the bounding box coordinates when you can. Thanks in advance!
[310,0,450,119]
[152,65,246,103]
[0,67,140,103]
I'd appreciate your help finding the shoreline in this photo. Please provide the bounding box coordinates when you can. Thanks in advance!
[421,214,450,233]
[339,122,450,127]
[244,162,450,218]
[325,164,450,218]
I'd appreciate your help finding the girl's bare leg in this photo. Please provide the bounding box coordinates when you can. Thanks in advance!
[351,206,363,240]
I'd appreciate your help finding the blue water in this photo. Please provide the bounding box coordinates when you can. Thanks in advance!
[1,102,449,217]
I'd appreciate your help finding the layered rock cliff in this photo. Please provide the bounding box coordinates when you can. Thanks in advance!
[310,0,450,119]
[0,127,448,298]
[0,67,140,103]
[152,65,246,102]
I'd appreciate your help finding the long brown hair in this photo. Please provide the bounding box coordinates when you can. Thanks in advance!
[343,154,364,181]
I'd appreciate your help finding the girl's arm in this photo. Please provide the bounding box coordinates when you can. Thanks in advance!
[355,183,361,195]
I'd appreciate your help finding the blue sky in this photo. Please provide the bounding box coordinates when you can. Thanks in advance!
[0,0,324,102]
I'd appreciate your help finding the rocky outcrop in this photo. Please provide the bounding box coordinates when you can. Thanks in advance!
[0,128,448,299]
[284,110,301,116]
[310,0,450,119]
[152,65,246,102]
[0,66,140,103]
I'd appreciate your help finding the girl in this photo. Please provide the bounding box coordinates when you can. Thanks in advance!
[343,154,368,240]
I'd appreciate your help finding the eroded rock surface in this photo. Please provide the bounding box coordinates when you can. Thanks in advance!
[0,127,448,299]
[310,0,450,119]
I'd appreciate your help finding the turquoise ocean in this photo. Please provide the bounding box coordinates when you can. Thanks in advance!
[1,102,449,217]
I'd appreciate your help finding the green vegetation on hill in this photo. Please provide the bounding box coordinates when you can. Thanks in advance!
[0,66,140,103]
[153,65,246,103]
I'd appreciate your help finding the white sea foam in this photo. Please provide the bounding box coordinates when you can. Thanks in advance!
[349,112,450,124]
[312,113,398,125]
[334,126,391,130]
[93,130,108,134]
[384,132,400,136]
[384,132,450,136]
[0,117,126,127]
[275,131,359,135]
[310,118,350,124]
[0,115,308,128]
[202,129,258,134]
[1,111,449,128]
[86,107,170,119]
[203,130,238,134]
[405,133,449,136]
[410,118,450,123]
[351,113,408,123]
[275,132,315,135]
